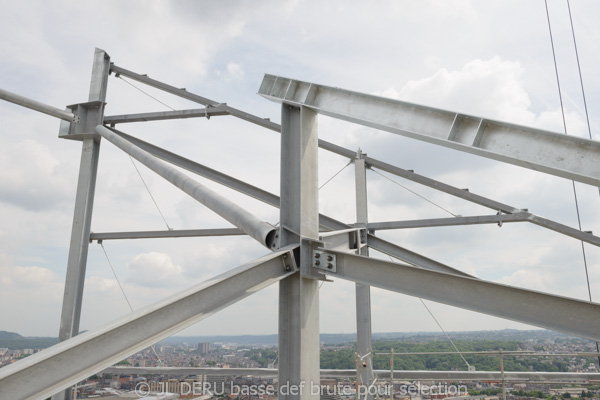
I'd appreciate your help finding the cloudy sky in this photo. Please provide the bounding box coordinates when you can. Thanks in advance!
[1,0,599,340]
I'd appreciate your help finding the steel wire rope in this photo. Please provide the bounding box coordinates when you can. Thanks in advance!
[370,168,458,217]
[99,242,165,367]
[128,155,172,231]
[544,0,599,362]
[114,75,175,231]
[319,160,353,190]
[386,255,471,370]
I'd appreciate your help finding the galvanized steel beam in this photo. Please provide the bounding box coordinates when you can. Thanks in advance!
[278,105,321,400]
[258,75,600,187]
[90,227,245,241]
[95,125,276,249]
[103,105,229,124]
[325,250,600,342]
[0,248,297,400]
[0,88,77,122]
[110,64,281,132]
[354,151,374,393]
[366,214,528,230]
[102,366,600,382]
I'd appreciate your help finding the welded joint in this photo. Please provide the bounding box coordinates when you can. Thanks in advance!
[313,250,336,273]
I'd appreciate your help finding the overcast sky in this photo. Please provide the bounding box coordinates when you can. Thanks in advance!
[1,0,599,339]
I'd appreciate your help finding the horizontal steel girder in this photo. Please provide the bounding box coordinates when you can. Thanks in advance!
[0,248,297,400]
[96,125,276,249]
[365,214,600,248]
[103,105,229,124]
[325,250,600,342]
[90,227,245,241]
[258,74,600,186]
[103,366,600,382]
[366,214,529,230]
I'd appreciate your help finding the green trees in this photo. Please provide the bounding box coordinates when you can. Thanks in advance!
[319,340,570,372]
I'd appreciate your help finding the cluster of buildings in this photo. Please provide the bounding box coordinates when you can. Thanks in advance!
[3,337,600,399]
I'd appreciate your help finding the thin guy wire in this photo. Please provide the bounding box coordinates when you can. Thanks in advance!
[567,0,595,142]
[319,161,352,190]
[99,242,165,367]
[545,0,599,363]
[128,155,172,231]
[566,0,600,199]
[544,0,568,134]
[419,298,471,369]
[117,75,176,111]
[545,0,592,301]
[387,255,470,369]
[371,168,457,217]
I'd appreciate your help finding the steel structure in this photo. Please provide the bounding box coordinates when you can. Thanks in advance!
[0,48,600,400]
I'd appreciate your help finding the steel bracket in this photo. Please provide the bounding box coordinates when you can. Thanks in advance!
[59,101,105,141]
[319,227,367,254]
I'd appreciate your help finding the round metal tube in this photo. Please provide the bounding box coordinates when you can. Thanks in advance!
[0,88,77,122]
[95,125,276,248]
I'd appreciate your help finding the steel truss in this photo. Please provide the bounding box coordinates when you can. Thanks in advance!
[0,48,599,400]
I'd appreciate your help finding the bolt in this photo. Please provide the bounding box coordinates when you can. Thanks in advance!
[327,255,333,262]
[315,260,321,266]
[283,254,288,259]
[327,263,333,269]
[285,265,291,271]
[315,253,321,259]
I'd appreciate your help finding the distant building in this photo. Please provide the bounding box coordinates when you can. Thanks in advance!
[197,342,211,354]
[161,345,175,354]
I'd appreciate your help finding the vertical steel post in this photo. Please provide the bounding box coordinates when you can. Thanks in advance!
[53,48,109,400]
[354,150,374,398]
[390,348,394,394]
[500,349,506,400]
[278,105,320,400]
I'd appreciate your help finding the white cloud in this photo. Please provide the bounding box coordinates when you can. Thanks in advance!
[127,252,185,288]
[227,63,245,80]
[0,139,72,210]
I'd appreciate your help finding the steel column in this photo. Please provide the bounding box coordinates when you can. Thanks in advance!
[56,48,109,344]
[54,48,110,400]
[354,151,374,392]
[278,105,320,400]
[0,248,297,400]
[326,250,600,342]
[56,138,101,345]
